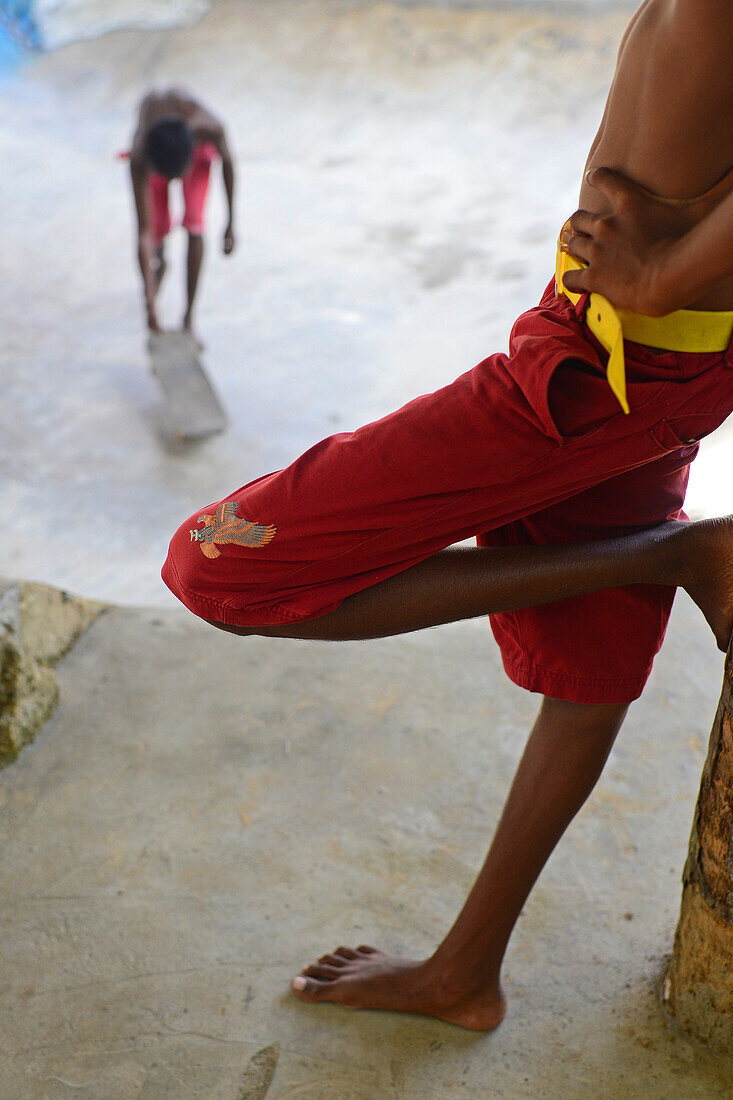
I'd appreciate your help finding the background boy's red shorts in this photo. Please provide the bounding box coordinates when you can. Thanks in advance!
[163,279,733,704]
[148,141,218,246]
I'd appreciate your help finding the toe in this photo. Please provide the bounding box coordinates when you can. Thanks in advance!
[356,944,377,954]
[291,975,333,1001]
[318,953,348,967]
[335,945,358,959]
[303,963,343,980]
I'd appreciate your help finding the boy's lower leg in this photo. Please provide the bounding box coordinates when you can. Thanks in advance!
[208,516,733,651]
[292,696,628,1029]
[153,245,166,296]
[183,232,204,337]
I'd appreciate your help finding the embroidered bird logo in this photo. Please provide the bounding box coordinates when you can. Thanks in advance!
[190,501,277,559]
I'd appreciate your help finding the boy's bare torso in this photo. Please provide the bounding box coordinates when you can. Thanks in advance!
[579,0,733,310]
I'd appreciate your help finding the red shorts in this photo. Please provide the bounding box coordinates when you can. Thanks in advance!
[148,141,218,246]
[162,279,733,704]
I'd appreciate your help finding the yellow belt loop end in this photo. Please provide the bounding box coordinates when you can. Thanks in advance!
[606,326,631,415]
[586,292,630,415]
[555,235,630,413]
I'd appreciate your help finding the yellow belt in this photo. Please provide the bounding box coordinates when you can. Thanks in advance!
[555,224,733,414]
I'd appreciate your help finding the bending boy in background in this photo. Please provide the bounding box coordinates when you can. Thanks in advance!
[129,88,235,347]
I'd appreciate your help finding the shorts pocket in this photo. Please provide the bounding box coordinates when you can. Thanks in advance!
[519,354,607,445]
[650,411,728,454]
[546,358,665,442]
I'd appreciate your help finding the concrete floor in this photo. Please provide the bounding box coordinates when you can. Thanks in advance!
[3,1,733,1096]
[2,592,733,1097]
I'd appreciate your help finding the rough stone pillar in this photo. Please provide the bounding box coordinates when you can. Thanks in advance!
[664,642,733,1052]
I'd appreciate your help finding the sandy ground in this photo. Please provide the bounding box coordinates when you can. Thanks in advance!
[3,0,730,609]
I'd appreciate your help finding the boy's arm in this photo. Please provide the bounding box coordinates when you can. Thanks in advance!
[563,171,733,317]
[190,100,236,254]
[213,126,236,254]
[130,156,160,331]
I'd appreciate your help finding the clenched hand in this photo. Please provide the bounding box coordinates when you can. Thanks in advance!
[562,168,679,316]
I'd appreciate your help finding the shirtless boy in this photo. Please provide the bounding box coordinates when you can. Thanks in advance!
[129,89,235,346]
[162,0,733,1030]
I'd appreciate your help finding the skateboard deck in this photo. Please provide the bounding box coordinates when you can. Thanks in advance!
[148,331,227,440]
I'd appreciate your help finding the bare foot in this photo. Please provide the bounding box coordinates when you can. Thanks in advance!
[679,515,733,652]
[290,945,507,1031]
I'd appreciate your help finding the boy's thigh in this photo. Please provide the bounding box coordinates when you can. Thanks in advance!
[148,174,171,245]
[182,154,213,236]
[479,449,694,706]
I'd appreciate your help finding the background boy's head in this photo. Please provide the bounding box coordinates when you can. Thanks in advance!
[144,118,193,179]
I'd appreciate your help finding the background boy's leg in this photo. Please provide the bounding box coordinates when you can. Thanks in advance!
[184,232,204,337]
[181,148,212,340]
[148,173,170,263]
[153,244,167,296]
[294,696,628,1029]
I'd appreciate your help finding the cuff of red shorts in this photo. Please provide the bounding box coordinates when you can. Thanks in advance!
[500,653,651,706]
[160,553,342,627]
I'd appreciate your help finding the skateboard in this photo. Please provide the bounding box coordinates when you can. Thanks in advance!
[148,331,227,440]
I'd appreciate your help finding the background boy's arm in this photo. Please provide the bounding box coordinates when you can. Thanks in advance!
[214,127,235,254]
[191,103,236,255]
[205,122,235,254]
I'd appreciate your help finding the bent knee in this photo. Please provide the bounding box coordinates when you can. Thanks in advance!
[161,501,309,630]
[162,507,269,625]
[163,491,349,631]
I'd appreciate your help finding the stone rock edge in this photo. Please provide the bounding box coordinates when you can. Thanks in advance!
[0,578,106,768]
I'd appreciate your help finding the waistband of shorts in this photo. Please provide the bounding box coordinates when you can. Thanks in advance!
[555,220,733,415]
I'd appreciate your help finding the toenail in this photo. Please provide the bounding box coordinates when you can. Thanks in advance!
[292,976,307,991]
